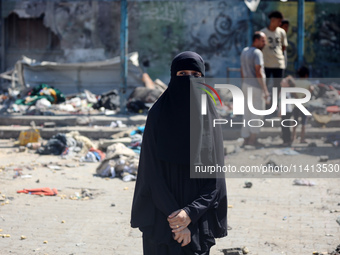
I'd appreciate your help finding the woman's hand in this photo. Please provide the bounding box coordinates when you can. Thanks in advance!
[173,227,191,247]
[167,209,191,233]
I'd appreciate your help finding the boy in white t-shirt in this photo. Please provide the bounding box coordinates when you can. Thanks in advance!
[261,11,288,109]
[261,11,288,79]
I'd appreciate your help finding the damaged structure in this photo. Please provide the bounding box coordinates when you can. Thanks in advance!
[1,0,340,87]
[2,52,144,95]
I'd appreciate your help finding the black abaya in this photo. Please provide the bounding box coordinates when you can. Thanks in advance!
[131,52,228,254]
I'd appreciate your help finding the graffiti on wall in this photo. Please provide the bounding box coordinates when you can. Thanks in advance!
[129,1,250,80]
[188,3,248,57]
[3,0,339,79]
[184,1,248,77]
[138,2,184,23]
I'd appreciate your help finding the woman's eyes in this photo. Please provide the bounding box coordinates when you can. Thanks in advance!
[177,71,201,77]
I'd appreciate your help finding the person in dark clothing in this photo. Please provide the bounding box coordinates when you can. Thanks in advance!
[279,76,295,146]
[131,51,228,255]
[280,19,290,75]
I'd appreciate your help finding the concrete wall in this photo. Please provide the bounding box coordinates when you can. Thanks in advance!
[1,0,340,87]
[129,1,248,82]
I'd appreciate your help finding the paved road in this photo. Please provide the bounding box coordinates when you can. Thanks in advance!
[0,138,339,255]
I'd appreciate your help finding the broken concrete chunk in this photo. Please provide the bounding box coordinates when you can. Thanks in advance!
[221,247,243,255]
[319,155,329,162]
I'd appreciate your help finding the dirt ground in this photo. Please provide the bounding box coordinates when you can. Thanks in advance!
[0,138,339,255]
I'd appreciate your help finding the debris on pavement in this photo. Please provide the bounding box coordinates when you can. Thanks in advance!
[17,187,58,196]
[308,142,317,147]
[273,148,300,156]
[242,246,249,254]
[59,188,100,201]
[92,89,120,111]
[18,122,41,146]
[126,75,165,113]
[20,174,32,179]
[76,242,86,247]
[319,155,329,162]
[266,159,278,167]
[13,168,23,178]
[26,142,42,150]
[293,179,316,186]
[221,247,244,255]
[243,182,252,188]
[80,151,99,162]
[0,199,10,206]
[248,154,261,160]
[15,84,66,107]
[96,142,139,180]
[122,173,137,182]
[38,133,68,155]
[47,165,63,171]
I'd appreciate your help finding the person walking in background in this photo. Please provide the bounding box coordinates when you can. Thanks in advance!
[240,32,269,147]
[279,76,295,146]
[291,66,314,144]
[261,11,288,103]
[280,19,290,34]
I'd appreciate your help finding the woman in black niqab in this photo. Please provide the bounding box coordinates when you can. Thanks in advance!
[131,51,228,255]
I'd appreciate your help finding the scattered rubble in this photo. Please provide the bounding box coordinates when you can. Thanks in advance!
[319,155,329,162]
[243,182,253,188]
[221,247,249,255]
[293,179,316,186]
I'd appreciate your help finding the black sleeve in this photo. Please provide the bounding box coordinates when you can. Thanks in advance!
[137,113,180,217]
[182,178,220,224]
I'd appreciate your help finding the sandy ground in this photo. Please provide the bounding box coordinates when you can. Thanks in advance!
[0,138,339,255]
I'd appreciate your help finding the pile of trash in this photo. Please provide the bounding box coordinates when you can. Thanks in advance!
[34,131,109,165]
[15,84,65,106]
[96,143,139,182]
[0,72,166,115]
[94,126,145,181]
[17,124,145,182]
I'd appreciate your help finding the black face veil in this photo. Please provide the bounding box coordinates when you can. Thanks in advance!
[156,51,222,169]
